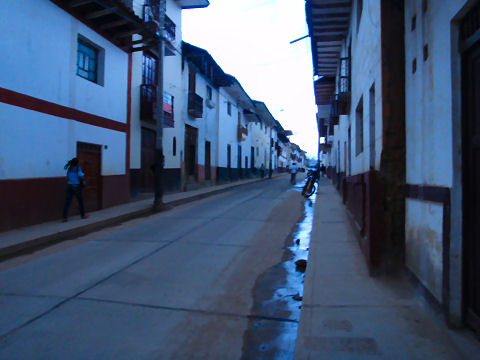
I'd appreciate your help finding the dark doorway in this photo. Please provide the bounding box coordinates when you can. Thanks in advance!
[205,141,211,180]
[251,146,255,171]
[227,144,231,179]
[185,125,198,180]
[141,127,156,192]
[77,142,101,212]
[238,145,242,178]
[463,39,480,334]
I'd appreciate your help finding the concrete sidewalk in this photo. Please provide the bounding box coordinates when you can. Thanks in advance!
[295,179,480,360]
[0,174,286,260]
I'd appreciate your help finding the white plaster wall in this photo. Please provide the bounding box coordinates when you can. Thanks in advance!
[129,0,185,170]
[217,89,241,168]
[331,0,382,176]
[0,103,125,179]
[0,0,128,179]
[403,0,470,324]
[0,0,128,123]
[405,198,444,301]
[405,0,467,187]
[130,51,143,169]
[184,72,219,167]
[351,0,382,175]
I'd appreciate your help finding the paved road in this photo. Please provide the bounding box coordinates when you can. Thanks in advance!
[0,176,309,359]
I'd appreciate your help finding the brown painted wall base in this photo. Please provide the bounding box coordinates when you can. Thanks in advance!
[102,175,130,208]
[0,174,130,232]
[339,170,385,273]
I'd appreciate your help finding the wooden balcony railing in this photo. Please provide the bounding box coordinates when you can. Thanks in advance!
[140,84,174,127]
[188,92,203,118]
[143,5,176,42]
[237,125,248,142]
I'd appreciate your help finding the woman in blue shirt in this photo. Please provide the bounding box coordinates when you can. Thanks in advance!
[62,157,87,222]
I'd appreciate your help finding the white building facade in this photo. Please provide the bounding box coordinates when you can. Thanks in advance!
[0,0,155,231]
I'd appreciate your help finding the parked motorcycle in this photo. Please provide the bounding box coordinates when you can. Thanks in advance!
[302,167,319,198]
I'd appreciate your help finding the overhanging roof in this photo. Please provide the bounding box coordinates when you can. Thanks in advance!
[314,76,336,105]
[182,41,231,87]
[175,0,209,9]
[222,75,255,111]
[306,0,352,77]
[51,0,156,52]
[253,101,276,128]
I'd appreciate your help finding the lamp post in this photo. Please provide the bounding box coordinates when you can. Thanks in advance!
[153,0,166,212]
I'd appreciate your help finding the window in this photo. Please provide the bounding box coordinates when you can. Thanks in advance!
[77,39,98,83]
[355,97,364,156]
[422,0,427,14]
[142,53,157,85]
[423,44,429,61]
[173,137,176,156]
[206,85,212,100]
[411,15,416,31]
[188,66,196,93]
[227,101,231,116]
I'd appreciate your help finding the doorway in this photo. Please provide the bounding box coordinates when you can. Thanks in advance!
[141,127,156,192]
[237,145,242,178]
[205,141,211,180]
[463,39,480,333]
[77,142,101,211]
[185,125,198,181]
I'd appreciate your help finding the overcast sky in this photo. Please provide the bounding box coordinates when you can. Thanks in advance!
[182,0,318,157]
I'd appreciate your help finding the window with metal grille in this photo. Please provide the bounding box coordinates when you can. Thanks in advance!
[77,40,98,83]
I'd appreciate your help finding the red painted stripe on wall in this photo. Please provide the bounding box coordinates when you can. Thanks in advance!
[0,87,128,133]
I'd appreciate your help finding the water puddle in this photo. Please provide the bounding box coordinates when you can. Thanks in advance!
[241,188,316,359]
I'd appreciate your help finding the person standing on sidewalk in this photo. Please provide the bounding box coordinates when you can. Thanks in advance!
[290,162,297,185]
[62,158,88,222]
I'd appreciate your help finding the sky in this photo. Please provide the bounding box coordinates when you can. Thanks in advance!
[182,0,318,158]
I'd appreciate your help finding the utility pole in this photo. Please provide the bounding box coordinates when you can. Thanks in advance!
[153,0,166,212]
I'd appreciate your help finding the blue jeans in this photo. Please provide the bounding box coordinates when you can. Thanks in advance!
[62,184,85,218]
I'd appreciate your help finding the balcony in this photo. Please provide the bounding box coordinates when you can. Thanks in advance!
[143,5,176,50]
[237,124,248,142]
[188,92,203,118]
[140,85,175,127]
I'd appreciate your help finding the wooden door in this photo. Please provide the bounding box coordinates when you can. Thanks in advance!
[77,142,101,212]
[185,125,198,178]
[205,141,211,180]
[141,127,156,192]
[463,40,480,333]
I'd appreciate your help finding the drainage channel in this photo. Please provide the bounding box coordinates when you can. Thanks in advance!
[241,190,316,359]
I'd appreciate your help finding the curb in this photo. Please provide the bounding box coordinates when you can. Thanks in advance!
[0,175,283,261]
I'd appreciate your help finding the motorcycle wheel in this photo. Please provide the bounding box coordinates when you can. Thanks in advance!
[302,178,316,198]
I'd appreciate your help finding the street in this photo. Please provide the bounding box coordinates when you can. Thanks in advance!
[0,176,312,359]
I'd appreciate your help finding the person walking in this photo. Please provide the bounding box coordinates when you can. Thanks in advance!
[290,162,297,185]
[62,157,87,222]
